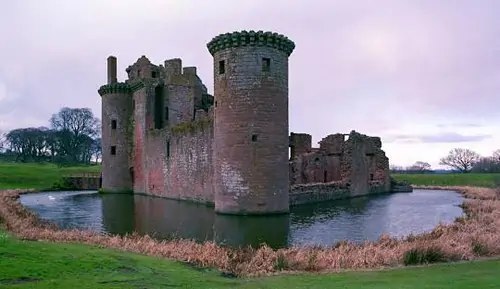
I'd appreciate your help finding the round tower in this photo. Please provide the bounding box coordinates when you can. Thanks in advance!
[207,30,296,215]
[98,56,133,193]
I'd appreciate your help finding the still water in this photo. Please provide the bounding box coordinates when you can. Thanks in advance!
[20,190,464,248]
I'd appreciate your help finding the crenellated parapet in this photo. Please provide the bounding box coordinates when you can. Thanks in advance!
[206,30,296,56]
[98,82,131,96]
[129,81,145,93]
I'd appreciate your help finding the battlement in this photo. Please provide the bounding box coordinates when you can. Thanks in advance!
[98,82,130,96]
[206,30,296,56]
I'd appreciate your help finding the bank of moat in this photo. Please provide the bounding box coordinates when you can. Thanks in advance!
[98,30,412,215]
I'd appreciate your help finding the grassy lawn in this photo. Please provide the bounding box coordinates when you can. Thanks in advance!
[0,229,498,289]
[0,162,100,190]
[392,173,500,188]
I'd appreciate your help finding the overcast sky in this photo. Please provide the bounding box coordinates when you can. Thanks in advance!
[1,0,500,168]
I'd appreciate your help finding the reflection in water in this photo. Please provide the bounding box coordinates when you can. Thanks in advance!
[133,195,214,241]
[101,194,135,235]
[214,214,289,249]
[20,189,464,248]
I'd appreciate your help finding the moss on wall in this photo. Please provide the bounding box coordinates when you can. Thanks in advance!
[171,118,213,135]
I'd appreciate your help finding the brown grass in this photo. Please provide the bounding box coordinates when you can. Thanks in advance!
[1,186,499,277]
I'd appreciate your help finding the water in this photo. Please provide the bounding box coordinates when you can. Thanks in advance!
[20,190,464,248]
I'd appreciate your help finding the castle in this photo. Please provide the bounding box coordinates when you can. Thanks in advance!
[98,30,409,216]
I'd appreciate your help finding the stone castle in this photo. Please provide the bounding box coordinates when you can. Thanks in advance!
[98,30,409,215]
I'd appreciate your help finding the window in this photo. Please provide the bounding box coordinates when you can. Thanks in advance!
[166,141,170,158]
[165,107,169,121]
[151,71,157,78]
[154,85,164,129]
[324,171,328,183]
[132,100,135,109]
[262,57,271,72]
[251,134,258,142]
[215,101,218,107]
[110,146,116,155]
[137,69,141,77]
[111,120,117,129]
[370,173,374,181]
[218,60,225,74]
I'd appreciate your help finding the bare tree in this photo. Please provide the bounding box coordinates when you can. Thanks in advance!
[439,148,480,173]
[408,161,432,172]
[50,107,99,162]
[492,149,500,162]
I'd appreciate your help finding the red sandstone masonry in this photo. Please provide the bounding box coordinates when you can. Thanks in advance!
[99,30,400,213]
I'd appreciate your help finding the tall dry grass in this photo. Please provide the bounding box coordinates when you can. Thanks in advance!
[0,186,499,277]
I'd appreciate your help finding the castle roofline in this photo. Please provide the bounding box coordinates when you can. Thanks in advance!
[98,82,130,96]
[206,30,295,57]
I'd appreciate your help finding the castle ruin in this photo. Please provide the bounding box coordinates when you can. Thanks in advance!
[98,30,409,215]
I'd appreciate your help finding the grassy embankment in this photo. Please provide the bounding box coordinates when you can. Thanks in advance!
[0,162,100,190]
[393,173,500,188]
[0,163,500,287]
[1,228,499,288]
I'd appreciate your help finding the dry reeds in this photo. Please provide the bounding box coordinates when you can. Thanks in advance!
[1,186,499,277]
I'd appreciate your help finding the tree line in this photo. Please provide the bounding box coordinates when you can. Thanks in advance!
[0,107,102,166]
[391,148,500,174]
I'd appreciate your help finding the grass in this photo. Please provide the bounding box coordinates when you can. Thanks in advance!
[392,173,500,188]
[1,229,499,288]
[0,162,100,190]
[1,163,500,287]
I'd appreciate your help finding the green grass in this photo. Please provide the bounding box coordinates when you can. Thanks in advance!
[0,229,499,288]
[392,173,500,188]
[0,162,100,190]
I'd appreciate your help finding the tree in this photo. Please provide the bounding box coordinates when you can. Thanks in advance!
[408,161,432,172]
[49,107,99,163]
[439,148,480,173]
[492,149,500,162]
[471,156,500,173]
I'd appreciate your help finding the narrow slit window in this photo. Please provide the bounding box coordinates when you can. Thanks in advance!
[166,141,170,158]
[324,171,328,183]
[215,101,218,107]
[111,120,117,129]
[151,71,157,78]
[137,69,141,77]
[110,146,116,155]
[132,100,135,109]
[251,134,258,142]
[165,107,169,121]
[219,60,225,74]
[370,173,374,181]
[262,57,271,72]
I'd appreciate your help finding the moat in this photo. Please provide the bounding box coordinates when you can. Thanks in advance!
[20,190,464,248]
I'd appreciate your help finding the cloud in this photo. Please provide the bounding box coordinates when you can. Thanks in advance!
[386,132,492,144]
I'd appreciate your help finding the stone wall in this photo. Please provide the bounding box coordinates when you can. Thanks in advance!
[290,182,350,206]
[210,34,293,214]
[289,130,393,200]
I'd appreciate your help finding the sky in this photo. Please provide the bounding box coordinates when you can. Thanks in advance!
[1,0,500,169]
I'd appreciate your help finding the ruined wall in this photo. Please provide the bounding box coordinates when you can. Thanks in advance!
[290,182,350,206]
[289,131,392,200]
[126,55,214,203]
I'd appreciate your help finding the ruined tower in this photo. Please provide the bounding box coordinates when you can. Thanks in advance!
[207,30,296,214]
[98,56,133,192]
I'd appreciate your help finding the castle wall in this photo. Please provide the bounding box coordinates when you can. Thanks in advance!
[162,117,214,203]
[289,131,392,202]
[210,33,294,215]
[100,86,133,192]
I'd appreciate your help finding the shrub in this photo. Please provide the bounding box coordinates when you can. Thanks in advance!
[403,247,445,265]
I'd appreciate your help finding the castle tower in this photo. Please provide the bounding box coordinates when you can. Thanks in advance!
[207,30,296,215]
[98,56,133,193]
